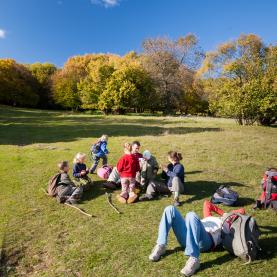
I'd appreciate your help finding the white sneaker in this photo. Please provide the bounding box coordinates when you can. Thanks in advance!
[180,256,200,276]
[149,244,166,262]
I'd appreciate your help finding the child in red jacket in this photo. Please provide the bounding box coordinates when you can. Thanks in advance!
[117,143,140,204]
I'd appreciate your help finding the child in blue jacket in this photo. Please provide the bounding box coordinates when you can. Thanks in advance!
[89,134,109,173]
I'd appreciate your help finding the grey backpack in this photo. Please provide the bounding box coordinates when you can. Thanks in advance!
[221,213,261,263]
[211,185,238,206]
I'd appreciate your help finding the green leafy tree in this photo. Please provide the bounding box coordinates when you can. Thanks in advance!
[77,55,116,109]
[27,62,57,107]
[98,65,153,114]
[199,34,277,125]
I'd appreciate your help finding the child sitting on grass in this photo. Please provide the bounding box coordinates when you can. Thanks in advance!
[56,161,83,204]
[116,143,140,204]
[89,134,109,173]
[140,150,159,190]
[73,152,93,191]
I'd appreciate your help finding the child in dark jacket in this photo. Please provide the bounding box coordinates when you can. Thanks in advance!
[73,153,93,191]
[162,151,185,206]
[90,135,109,173]
[116,143,140,204]
[56,161,83,204]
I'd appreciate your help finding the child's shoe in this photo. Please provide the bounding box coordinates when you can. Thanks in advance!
[149,244,166,261]
[127,193,138,204]
[117,194,127,204]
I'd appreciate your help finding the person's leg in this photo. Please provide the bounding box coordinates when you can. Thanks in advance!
[127,178,138,203]
[70,186,83,200]
[171,177,184,205]
[203,200,225,218]
[120,178,129,199]
[107,167,120,184]
[171,177,184,196]
[129,178,136,196]
[102,155,107,166]
[157,205,187,248]
[90,156,100,173]
[184,212,213,258]
[56,185,71,203]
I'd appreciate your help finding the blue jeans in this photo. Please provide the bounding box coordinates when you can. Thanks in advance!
[90,154,108,173]
[157,206,213,258]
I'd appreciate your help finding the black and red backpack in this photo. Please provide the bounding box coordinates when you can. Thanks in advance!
[256,168,277,209]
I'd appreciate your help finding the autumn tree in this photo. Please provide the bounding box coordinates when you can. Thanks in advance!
[52,55,96,110]
[0,59,39,107]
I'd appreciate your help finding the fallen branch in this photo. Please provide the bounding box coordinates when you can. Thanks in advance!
[64,202,93,218]
[106,192,121,214]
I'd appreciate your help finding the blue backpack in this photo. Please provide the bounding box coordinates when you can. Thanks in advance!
[211,185,238,206]
[91,141,101,155]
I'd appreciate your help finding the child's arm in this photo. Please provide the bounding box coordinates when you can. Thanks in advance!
[166,164,183,178]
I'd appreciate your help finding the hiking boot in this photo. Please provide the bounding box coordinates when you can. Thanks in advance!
[149,244,166,262]
[117,194,127,204]
[103,181,117,190]
[139,194,154,201]
[180,257,200,276]
[127,193,138,204]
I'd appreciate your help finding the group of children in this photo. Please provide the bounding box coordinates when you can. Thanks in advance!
[53,134,186,206]
[49,134,272,277]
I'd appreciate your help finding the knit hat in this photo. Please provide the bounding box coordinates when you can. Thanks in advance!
[143,150,151,160]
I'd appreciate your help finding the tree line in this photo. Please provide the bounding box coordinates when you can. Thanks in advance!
[0,33,276,125]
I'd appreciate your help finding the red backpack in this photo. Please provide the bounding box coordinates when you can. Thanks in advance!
[47,173,61,196]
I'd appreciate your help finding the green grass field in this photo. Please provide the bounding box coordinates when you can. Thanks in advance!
[0,105,276,277]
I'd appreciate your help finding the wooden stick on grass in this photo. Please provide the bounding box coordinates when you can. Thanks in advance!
[106,192,121,214]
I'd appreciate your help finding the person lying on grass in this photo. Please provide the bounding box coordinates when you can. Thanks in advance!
[89,134,109,174]
[149,200,245,276]
[116,143,141,204]
[140,151,185,206]
[104,140,143,190]
[56,161,83,205]
[73,152,93,191]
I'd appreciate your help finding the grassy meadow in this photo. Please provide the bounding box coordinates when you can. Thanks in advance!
[0,105,276,277]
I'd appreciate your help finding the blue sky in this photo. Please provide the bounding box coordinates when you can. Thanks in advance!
[0,0,276,66]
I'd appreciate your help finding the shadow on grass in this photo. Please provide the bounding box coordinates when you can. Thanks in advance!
[81,181,107,202]
[200,252,234,271]
[0,107,221,145]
